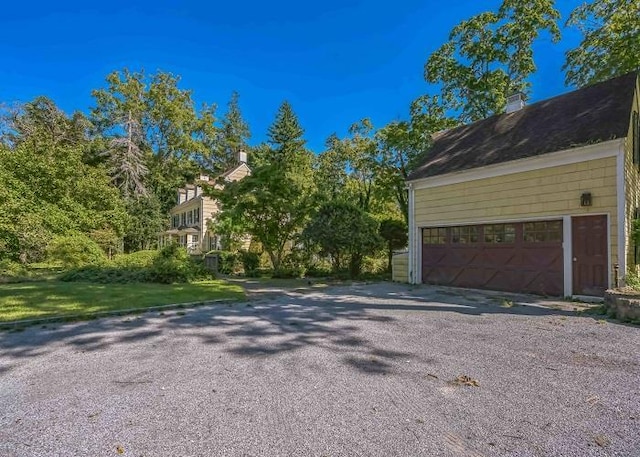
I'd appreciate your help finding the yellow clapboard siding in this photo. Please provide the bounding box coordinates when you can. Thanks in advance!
[414,156,619,271]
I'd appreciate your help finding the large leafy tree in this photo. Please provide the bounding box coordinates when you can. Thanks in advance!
[564,0,640,87]
[213,101,315,272]
[379,218,408,272]
[375,95,457,222]
[424,0,561,122]
[0,98,127,262]
[91,69,208,212]
[321,119,378,212]
[303,201,383,278]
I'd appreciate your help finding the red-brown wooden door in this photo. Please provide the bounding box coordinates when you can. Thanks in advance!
[572,215,608,296]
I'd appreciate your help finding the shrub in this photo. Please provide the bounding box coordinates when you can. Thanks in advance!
[148,244,194,283]
[0,259,28,278]
[60,266,150,284]
[206,250,240,275]
[47,233,107,268]
[112,250,158,269]
[239,250,260,277]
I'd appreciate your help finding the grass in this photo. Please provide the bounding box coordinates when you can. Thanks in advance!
[0,280,245,323]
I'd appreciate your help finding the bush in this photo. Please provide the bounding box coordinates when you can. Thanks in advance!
[112,250,158,269]
[60,245,212,284]
[0,259,29,280]
[149,244,212,284]
[206,250,240,275]
[60,266,150,284]
[47,233,107,268]
[239,250,260,277]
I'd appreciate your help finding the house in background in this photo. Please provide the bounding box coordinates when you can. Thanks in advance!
[404,71,640,297]
[159,151,250,254]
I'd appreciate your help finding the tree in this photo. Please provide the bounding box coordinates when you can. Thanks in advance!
[564,0,640,87]
[375,95,457,222]
[91,69,207,213]
[379,218,408,272]
[102,110,148,198]
[424,0,560,122]
[303,201,383,278]
[0,99,127,262]
[323,119,378,212]
[195,91,251,174]
[212,101,315,272]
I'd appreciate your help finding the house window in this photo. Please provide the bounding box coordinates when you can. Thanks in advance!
[484,224,515,243]
[187,210,193,225]
[634,111,640,171]
[423,227,447,245]
[523,221,562,243]
[451,226,479,243]
[195,208,200,223]
[172,215,179,228]
[181,213,186,226]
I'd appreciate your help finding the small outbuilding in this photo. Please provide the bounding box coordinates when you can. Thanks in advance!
[406,72,640,297]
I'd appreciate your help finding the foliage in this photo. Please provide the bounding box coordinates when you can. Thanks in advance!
[564,0,640,87]
[379,218,408,272]
[123,195,165,252]
[112,250,159,268]
[321,119,377,211]
[239,250,261,277]
[375,97,457,221]
[206,250,240,275]
[0,99,127,263]
[0,259,28,278]
[60,265,150,284]
[199,91,251,174]
[47,233,108,268]
[212,101,315,273]
[424,0,560,122]
[148,243,210,284]
[302,201,383,278]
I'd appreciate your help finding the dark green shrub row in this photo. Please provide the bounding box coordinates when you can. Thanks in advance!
[61,245,212,284]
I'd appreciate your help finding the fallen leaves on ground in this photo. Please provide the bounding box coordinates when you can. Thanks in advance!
[453,375,480,387]
[594,434,610,447]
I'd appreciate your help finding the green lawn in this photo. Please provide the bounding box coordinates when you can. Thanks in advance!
[0,280,245,323]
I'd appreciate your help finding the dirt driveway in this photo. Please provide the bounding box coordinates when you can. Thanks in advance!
[1,282,639,456]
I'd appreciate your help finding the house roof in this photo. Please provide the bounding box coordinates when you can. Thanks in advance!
[407,71,638,182]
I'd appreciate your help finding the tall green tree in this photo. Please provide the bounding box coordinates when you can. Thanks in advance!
[323,119,378,212]
[302,201,383,278]
[375,95,457,222]
[196,91,251,174]
[379,218,408,272]
[212,101,315,272]
[564,0,640,87]
[0,98,127,262]
[424,0,561,122]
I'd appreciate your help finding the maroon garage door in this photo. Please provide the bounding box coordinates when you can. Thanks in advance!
[422,220,563,296]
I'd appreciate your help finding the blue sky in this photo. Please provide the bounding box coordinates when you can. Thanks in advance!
[1,0,581,152]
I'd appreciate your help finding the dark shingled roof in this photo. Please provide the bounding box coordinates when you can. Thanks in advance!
[407,72,638,181]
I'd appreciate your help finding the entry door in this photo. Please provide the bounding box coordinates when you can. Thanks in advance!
[572,215,608,296]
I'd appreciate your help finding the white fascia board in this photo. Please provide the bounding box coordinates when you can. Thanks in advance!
[409,139,624,190]
[616,142,626,284]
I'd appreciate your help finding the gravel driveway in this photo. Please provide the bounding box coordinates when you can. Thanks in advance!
[1,282,639,456]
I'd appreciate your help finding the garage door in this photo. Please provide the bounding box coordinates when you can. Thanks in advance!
[422,220,563,296]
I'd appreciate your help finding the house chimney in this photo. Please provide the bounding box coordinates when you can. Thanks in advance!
[237,148,247,164]
[506,93,525,114]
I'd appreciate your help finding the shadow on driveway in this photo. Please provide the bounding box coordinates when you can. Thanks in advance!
[0,282,592,377]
